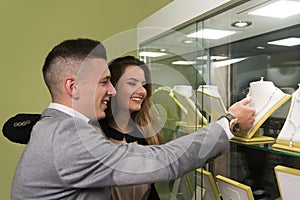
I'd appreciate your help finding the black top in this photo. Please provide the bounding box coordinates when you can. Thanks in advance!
[99,119,148,145]
[98,119,160,200]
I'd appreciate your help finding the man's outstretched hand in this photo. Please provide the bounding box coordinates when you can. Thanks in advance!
[228,97,256,133]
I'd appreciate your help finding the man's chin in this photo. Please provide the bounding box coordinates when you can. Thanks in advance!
[97,112,106,120]
[89,112,106,121]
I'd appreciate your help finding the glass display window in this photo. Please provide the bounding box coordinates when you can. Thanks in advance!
[138,0,300,199]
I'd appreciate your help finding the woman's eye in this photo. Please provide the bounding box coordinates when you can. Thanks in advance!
[127,82,136,86]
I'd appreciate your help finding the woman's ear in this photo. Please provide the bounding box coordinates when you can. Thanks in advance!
[65,78,79,99]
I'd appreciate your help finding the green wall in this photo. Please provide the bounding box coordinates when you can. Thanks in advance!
[0,0,169,198]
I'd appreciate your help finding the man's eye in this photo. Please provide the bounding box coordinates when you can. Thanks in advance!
[100,80,109,85]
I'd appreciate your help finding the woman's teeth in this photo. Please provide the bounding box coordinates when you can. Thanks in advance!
[131,97,142,101]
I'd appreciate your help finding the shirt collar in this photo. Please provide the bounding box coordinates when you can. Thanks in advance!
[48,103,90,123]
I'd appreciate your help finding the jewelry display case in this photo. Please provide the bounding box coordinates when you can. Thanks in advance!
[138,0,300,199]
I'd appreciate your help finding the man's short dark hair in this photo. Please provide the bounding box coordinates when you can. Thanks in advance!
[42,38,107,98]
[43,38,106,77]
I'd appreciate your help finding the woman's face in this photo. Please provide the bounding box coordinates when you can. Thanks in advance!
[113,65,147,113]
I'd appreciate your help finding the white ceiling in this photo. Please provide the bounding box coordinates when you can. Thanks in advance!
[141,0,300,59]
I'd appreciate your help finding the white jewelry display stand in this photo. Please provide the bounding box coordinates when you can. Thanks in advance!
[275,165,300,200]
[233,77,291,144]
[273,84,300,153]
[193,169,221,200]
[216,175,255,200]
[197,85,227,122]
[173,85,208,132]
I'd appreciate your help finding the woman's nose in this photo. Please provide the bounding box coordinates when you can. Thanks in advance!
[135,85,147,95]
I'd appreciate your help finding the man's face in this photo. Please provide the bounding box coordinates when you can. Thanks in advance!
[74,58,115,120]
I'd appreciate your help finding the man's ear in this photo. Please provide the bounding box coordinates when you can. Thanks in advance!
[65,78,79,99]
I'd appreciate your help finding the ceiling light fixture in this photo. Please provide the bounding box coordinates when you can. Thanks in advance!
[183,40,193,44]
[212,57,248,68]
[267,37,300,47]
[172,61,196,65]
[139,51,167,57]
[172,57,248,67]
[197,55,228,60]
[256,46,266,50]
[231,21,252,28]
[248,0,300,18]
[187,28,236,40]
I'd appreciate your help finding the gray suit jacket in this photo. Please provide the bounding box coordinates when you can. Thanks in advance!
[11,108,229,199]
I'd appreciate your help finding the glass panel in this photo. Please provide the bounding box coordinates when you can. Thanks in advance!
[139,21,202,200]
[198,0,300,199]
[139,0,300,199]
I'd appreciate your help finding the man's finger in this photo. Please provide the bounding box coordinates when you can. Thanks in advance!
[240,97,252,106]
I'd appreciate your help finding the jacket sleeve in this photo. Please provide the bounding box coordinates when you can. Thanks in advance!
[53,117,229,188]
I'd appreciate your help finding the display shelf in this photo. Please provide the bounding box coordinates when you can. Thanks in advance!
[230,140,300,159]
[230,142,300,200]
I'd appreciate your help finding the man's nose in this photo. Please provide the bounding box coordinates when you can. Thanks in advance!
[107,81,116,96]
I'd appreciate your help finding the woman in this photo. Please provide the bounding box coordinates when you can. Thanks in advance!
[99,56,162,200]
[102,56,161,142]
[3,56,162,200]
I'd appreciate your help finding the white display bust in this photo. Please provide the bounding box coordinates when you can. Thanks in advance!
[173,85,193,98]
[198,85,221,97]
[197,85,227,122]
[244,77,291,136]
[277,83,300,147]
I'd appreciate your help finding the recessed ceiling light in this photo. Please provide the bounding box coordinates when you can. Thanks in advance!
[139,51,167,57]
[256,46,266,50]
[179,58,248,68]
[212,57,248,68]
[211,55,228,60]
[172,61,196,65]
[187,29,236,40]
[197,55,228,60]
[231,21,252,28]
[184,40,193,44]
[267,37,300,46]
[248,0,300,18]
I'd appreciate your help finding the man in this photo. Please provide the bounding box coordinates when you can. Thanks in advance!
[10,38,255,199]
